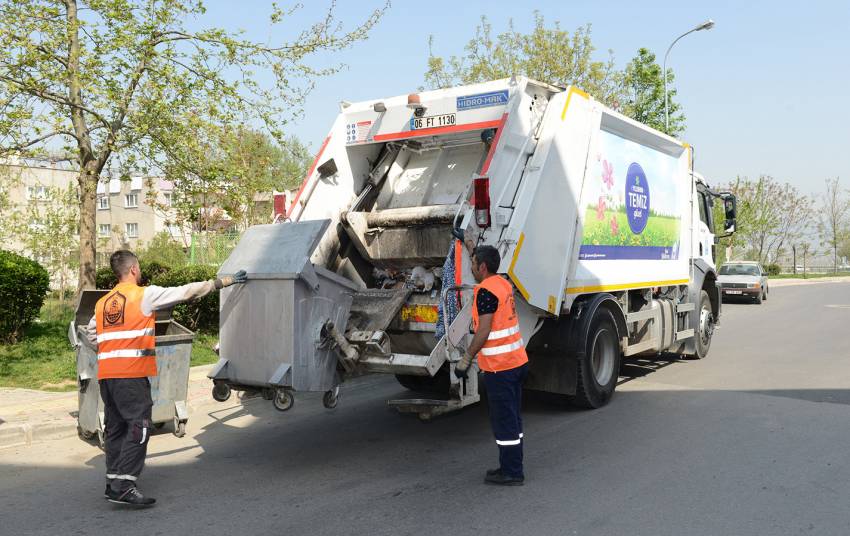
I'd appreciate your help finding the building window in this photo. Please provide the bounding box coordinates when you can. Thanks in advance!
[125,193,138,208]
[125,222,138,238]
[99,224,111,237]
[163,192,172,206]
[98,196,110,210]
[27,185,47,200]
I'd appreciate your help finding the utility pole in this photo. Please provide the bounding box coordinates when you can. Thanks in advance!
[792,244,797,274]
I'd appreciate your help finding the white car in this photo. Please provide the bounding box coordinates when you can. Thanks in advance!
[718,261,769,304]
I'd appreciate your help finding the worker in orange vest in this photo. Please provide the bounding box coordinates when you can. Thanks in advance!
[455,243,529,486]
[84,250,246,507]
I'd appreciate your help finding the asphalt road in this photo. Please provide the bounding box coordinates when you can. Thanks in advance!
[2,281,850,536]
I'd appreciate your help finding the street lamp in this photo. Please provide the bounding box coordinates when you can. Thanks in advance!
[663,19,715,133]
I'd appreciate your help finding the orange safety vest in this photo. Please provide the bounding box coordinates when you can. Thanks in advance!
[95,282,157,379]
[472,275,528,372]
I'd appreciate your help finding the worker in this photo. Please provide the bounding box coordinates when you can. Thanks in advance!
[84,250,247,507]
[455,242,529,486]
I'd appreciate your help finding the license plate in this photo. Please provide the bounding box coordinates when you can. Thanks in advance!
[725,290,742,295]
[410,113,456,130]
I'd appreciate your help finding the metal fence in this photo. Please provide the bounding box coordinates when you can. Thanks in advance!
[188,232,241,266]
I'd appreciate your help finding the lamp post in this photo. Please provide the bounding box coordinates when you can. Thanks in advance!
[663,19,715,133]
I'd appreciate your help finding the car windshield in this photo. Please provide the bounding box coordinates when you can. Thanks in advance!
[720,264,760,276]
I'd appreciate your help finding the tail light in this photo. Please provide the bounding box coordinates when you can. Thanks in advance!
[474,177,491,228]
[273,193,286,219]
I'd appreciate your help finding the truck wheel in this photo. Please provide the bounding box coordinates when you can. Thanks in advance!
[570,307,621,409]
[694,289,714,359]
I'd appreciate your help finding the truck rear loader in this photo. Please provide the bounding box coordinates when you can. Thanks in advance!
[209,76,738,419]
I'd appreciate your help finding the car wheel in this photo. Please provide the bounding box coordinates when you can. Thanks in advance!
[755,291,763,304]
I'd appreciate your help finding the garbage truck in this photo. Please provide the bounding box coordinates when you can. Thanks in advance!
[209,76,737,419]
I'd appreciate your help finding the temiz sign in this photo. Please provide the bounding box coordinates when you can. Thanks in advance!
[456,90,509,111]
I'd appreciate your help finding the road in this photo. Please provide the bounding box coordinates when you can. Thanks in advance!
[2,281,850,536]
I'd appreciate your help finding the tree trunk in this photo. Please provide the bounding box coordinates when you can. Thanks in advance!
[77,167,98,291]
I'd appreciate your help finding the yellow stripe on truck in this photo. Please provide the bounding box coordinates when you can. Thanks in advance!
[566,279,690,294]
[507,233,531,301]
[561,86,590,121]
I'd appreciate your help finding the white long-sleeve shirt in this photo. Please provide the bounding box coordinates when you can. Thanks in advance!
[84,280,218,347]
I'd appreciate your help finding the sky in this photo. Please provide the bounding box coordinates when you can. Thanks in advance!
[197,0,850,198]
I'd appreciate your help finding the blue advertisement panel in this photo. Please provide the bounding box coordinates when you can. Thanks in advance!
[579,130,683,260]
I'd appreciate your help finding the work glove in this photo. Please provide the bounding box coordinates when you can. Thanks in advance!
[215,270,248,289]
[454,349,475,379]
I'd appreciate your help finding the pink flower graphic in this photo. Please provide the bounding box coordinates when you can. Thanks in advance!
[596,196,606,220]
[602,160,614,189]
[610,215,619,235]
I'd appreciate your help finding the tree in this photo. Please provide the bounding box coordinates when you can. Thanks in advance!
[818,177,850,273]
[714,175,813,265]
[622,48,684,136]
[425,13,625,107]
[10,183,80,303]
[137,230,187,268]
[0,0,387,290]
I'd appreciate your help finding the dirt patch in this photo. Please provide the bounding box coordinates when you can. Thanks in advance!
[39,379,77,391]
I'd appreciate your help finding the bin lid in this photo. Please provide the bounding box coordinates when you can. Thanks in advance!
[74,289,174,327]
[218,219,330,279]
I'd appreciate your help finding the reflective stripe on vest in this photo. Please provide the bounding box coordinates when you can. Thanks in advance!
[472,275,528,372]
[95,283,157,379]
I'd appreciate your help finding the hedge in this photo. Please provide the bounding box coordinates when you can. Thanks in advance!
[766,263,781,276]
[0,250,50,343]
[151,265,219,332]
[96,260,219,332]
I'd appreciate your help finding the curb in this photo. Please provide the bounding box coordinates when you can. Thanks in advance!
[0,421,79,450]
[0,364,217,451]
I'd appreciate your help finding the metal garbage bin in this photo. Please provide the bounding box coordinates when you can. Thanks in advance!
[208,219,359,411]
[68,290,196,446]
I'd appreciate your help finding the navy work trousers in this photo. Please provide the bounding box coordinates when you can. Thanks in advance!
[99,377,153,492]
[482,363,528,478]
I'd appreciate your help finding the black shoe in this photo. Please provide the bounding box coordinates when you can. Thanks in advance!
[107,487,156,507]
[486,468,502,477]
[485,472,524,486]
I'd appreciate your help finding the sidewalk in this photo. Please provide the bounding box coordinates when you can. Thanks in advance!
[769,275,850,287]
[0,364,216,449]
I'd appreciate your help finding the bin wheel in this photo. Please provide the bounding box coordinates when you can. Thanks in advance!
[212,382,231,402]
[77,425,95,441]
[322,387,340,409]
[262,388,275,401]
[173,418,186,438]
[272,389,294,412]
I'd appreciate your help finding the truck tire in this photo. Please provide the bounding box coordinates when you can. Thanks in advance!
[395,367,450,395]
[694,289,714,358]
[570,307,621,409]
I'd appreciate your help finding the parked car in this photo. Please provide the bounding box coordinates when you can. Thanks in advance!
[718,261,769,304]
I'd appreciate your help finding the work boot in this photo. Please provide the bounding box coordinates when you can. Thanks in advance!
[107,487,156,507]
[486,468,502,477]
[484,472,524,486]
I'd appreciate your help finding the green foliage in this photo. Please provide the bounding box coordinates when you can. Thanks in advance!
[95,259,173,289]
[138,231,189,268]
[817,178,850,272]
[622,48,684,136]
[0,250,50,344]
[582,209,679,247]
[424,14,687,135]
[152,265,219,332]
[765,263,781,276]
[0,0,387,288]
[714,176,814,265]
[164,129,312,231]
[425,13,624,107]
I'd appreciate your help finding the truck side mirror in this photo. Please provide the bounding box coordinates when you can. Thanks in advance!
[722,194,737,233]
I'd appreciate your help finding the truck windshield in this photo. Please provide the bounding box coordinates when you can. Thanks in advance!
[720,264,760,276]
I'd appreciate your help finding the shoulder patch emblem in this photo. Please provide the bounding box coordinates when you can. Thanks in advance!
[104,291,126,327]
